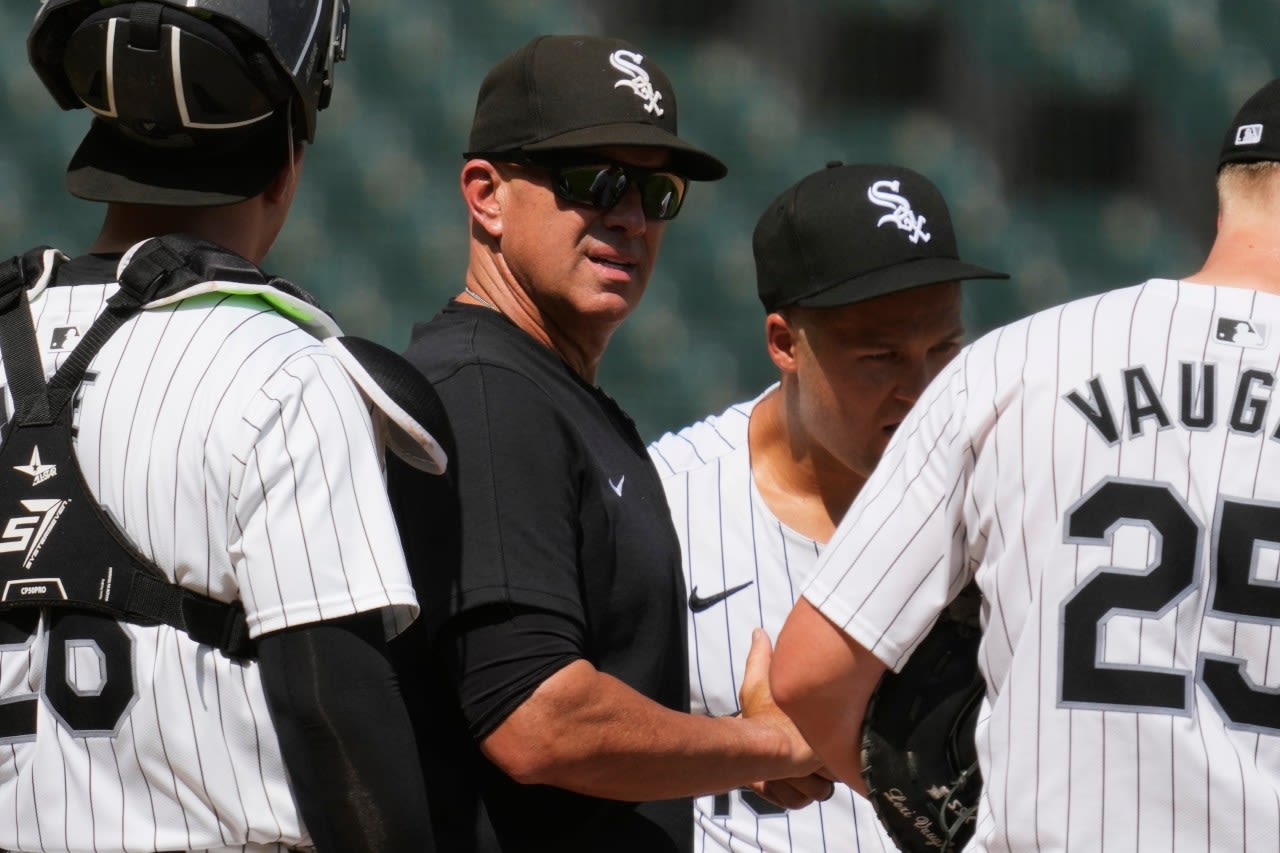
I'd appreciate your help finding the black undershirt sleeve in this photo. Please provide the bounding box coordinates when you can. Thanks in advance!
[257,611,434,853]
[443,605,585,739]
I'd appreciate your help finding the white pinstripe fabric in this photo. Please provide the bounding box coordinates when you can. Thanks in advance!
[650,388,893,853]
[806,279,1280,851]
[0,281,417,852]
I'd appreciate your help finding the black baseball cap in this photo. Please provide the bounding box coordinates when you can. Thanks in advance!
[465,35,726,181]
[1219,78,1280,170]
[68,115,289,207]
[754,162,1008,312]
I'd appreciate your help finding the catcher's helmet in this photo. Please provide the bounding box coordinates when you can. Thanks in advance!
[29,0,349,142]
[27,0,350,204]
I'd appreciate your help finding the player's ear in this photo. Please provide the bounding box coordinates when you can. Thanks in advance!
[461,159,505,239]
[263,143,306,206]
[765,310,799,374]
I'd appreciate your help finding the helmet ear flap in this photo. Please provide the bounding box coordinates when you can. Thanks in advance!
[317,0,350,112]
[28,0,93,111]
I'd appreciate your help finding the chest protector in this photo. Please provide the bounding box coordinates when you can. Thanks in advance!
[0,235,449,659]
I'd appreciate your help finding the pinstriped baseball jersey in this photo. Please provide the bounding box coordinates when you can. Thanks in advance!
[0,270,417,853]
[805,278,1280,852]
[649,388,893,853]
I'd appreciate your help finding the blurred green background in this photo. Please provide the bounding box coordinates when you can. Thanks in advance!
[5,0,1274,439]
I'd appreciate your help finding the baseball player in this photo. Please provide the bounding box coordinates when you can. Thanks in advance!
[0,2,440,851]
[649,162,1006,852]
[774,78,1280,852]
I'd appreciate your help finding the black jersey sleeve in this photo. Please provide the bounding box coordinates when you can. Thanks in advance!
[443,605,584,738]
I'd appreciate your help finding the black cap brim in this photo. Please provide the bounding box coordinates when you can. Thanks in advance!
[66,118,288,207]
[517,123,727,181]
[789,256,1009,309]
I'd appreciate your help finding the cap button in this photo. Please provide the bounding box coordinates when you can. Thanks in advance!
[826,160,843,169]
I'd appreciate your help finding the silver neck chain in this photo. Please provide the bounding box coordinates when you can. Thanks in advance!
[463,285,497,310]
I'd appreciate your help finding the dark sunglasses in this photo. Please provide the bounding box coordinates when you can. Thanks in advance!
[511,158,689,220]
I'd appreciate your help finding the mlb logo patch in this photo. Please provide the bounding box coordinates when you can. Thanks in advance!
[50,327,80,351]
[1215,316,1267,347]
[1235,123,1264,146]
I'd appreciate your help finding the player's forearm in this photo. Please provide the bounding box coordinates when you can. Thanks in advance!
[773,596,886,794]
[481,658,814,800]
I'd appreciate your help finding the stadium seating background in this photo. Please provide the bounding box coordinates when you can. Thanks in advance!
[3,0,1272,439]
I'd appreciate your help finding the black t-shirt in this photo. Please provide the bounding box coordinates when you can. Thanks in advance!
[389,302,691,852]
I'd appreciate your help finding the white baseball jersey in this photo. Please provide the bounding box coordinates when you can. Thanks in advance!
[805,278,1280,852]
[0,270,418,852]
[649,388,893,853]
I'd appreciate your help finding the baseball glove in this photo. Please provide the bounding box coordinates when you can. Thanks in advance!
[860,583,985,853]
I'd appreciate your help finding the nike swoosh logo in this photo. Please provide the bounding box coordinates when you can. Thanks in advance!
[609,475,625,496]
[688,581,754,613]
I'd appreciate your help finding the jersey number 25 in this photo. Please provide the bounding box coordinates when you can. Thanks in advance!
[1059,477,1280,734]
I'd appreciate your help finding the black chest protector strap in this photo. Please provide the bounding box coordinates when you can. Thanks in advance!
[0,237,276,659]
[0,248,57,425]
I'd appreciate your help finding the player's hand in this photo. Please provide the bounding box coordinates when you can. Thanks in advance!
[738,627,822,777]
[747,772,836,810]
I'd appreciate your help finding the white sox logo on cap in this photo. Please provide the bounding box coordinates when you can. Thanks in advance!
[868,179,931,244]
[609,49,664,116]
